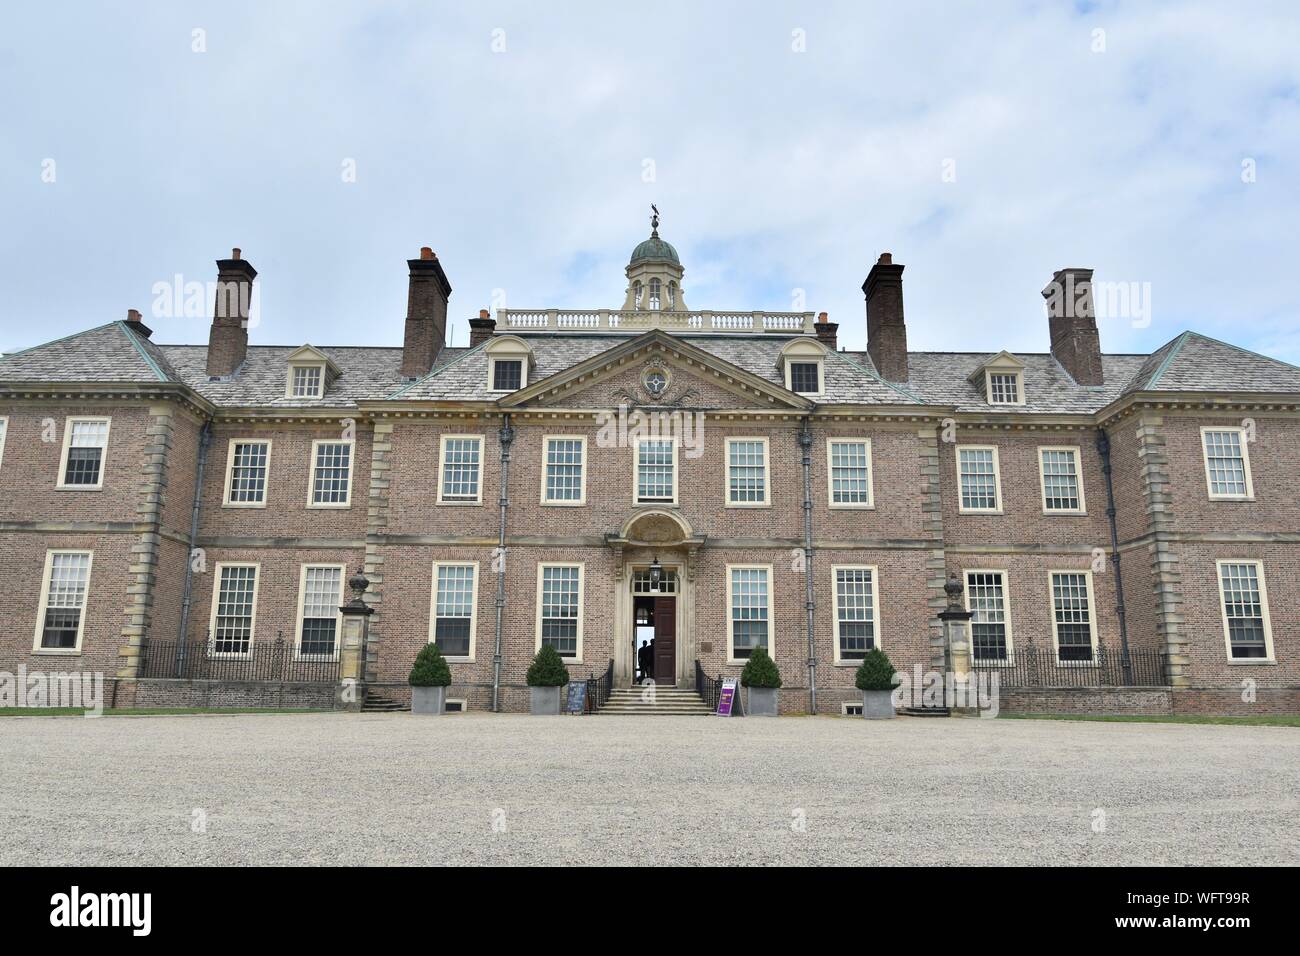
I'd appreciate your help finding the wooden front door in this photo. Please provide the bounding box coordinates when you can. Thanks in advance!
[653,596,676,685]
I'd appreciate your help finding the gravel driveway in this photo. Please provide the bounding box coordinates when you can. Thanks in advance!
[2,713,1296,865]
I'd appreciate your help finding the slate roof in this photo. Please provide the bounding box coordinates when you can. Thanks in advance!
[1120,331,1300,396]
[4,323,1299,413]
[893,351,1150,414]
[0,322,175,384]
[157,344,413,408]
[393,333,921,405]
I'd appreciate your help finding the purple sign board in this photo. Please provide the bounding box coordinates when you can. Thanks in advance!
[717,678,737,717]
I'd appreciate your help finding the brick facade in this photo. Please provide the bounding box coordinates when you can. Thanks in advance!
[2,243,1297,716]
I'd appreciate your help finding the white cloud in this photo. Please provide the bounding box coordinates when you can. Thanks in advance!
[0,0,1297,361]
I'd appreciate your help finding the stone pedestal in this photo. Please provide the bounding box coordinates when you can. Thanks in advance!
[337,574,374,712]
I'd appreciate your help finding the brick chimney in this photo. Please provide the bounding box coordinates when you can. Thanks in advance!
[1042,267,1103,385]
[400,247,453,379]
[468,309,496,348]
[206,248,256,378]
[124,308,153,339]
[813,311,838,349]
[863,253,909,382]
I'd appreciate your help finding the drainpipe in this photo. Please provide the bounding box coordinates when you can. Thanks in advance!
[491,414,514,712]
[799,417,817,714]
[175,419,213,674]
[1095,427,1133,683]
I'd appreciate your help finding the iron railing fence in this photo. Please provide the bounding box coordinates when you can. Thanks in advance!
[968,642,1166,688]
[586,659,614,712]
[140,634,340,684]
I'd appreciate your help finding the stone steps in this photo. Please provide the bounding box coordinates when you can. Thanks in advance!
[361,693,405,712]
[598,686,714,715]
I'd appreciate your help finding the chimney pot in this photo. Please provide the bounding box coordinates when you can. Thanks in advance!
[232,247,241,260]
[813,311,838,349]
[468,309,497,347]
[878,252,892,265]
[420,247,435,260]
[124,308,153,338]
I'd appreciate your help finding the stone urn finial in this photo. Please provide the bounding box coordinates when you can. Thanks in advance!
[346,570,370,608]
[944,572,964,611]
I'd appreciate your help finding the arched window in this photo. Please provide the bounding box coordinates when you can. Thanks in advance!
[633,281,642,309]
[668,281,677,310]
[649,278,661,311]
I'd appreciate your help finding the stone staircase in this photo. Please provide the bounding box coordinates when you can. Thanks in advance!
[598,685,714,716]
[361,692,405,713]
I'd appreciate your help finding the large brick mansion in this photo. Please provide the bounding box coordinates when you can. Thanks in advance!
[1,220,1297,714]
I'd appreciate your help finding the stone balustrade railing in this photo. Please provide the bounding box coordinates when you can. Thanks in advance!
[496,309,816,334]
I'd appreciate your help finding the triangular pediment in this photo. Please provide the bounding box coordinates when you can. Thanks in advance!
[498,331,815,411]
[966,349,1025,385]
[287,343,341,376]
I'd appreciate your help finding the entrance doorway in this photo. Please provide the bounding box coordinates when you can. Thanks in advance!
[632,593,677,686]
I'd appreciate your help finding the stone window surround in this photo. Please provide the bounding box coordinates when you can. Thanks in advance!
[222,438,272,509]
[535,562,584,664]
[294,563,346,661]
[1048,569,1099,666]
[56,415,112,491]
[1037,445,1087,515]
[831,563,879,666]
[31,548,94,656]
[956,444,1004,514]
[437,433,485,506]
[1215,559,1276,664]
[428,560,479,663]
[724,436,771,508]
[208,562,261,659]
[1200,425,1255,501]
[825,437,875,510]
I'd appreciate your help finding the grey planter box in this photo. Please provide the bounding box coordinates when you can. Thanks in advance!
[411,685,447,715]
[530,685,563,715]
[861,689,895,719]
[746,687,779,717]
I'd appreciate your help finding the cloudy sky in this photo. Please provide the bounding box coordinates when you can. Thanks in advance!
[2,0,1298,363]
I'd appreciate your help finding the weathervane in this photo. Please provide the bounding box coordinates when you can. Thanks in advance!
[650,204,660,235]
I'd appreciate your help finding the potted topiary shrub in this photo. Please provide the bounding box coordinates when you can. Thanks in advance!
[740,646,782,717]
[855,648,897,719]
[526,644,569,715]
[409,643,452,715]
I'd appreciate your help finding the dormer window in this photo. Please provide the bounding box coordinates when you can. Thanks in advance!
[284,345,340,400]
[789,362,821,394]
[987,372,1022,405]
[969,351,1026,407]
[779,339,828,397]
[484,335,535,393]
[290,364,324,398]
[492,359,522,391]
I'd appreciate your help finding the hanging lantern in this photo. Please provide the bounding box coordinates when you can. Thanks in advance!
[649,556,663,593]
